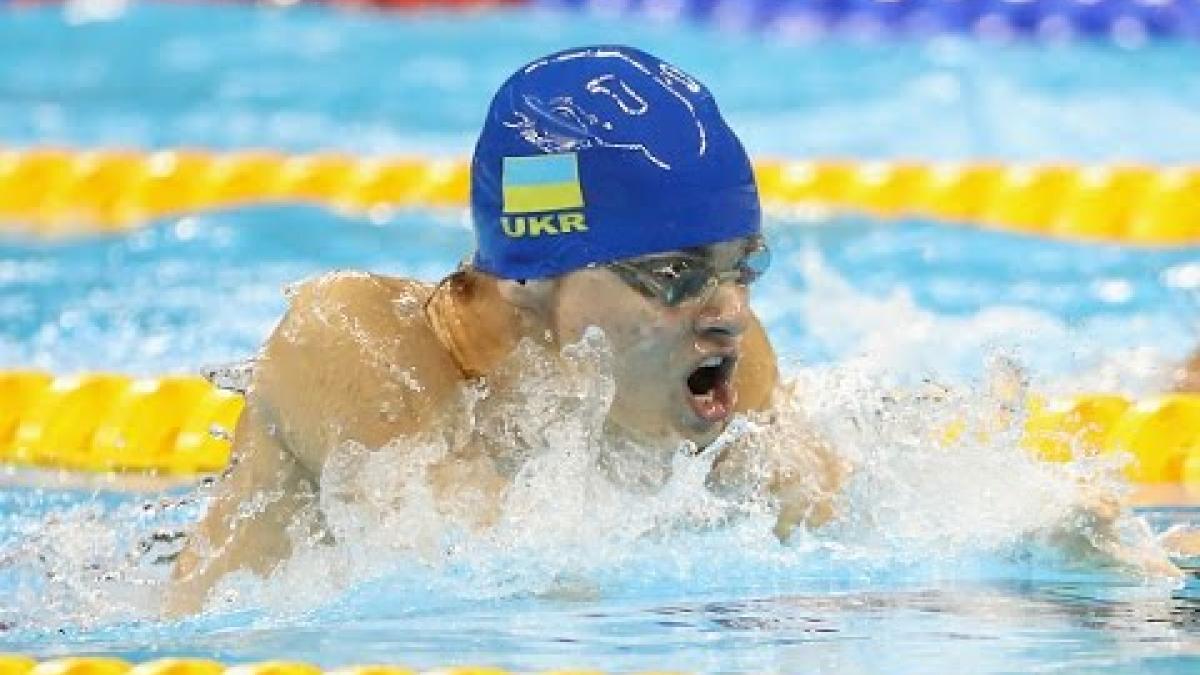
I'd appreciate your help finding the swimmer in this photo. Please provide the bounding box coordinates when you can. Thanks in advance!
[167,46,1181,615]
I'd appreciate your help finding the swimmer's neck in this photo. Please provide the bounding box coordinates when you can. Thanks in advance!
[425,269,551,379]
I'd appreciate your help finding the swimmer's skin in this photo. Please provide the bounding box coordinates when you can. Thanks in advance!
[168,272,506,614]
[166,260,1185,614]
[167,260,840,615]
[1046,487,1184,579]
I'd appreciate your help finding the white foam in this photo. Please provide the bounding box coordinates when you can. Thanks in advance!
[3,257,1184,631]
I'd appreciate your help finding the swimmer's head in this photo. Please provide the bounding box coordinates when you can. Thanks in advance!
[470,45,761,280]
[466,46,768,450]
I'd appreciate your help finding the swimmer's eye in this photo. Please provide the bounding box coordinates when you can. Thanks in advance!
[609,241,771,307]
[645,258,700,282]
[628,257,711,306]
[738,244,771,285]
[664,267,712,306]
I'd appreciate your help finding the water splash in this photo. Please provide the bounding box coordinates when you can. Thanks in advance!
[0,488,203,631]
[784,245,1184,396]
[0,263,1184,637]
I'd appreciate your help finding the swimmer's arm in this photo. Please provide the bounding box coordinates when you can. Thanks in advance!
[167,272,457,616]
[768,429,846,540]
[252,271,462,471]
[711,315,848,539]
[1040,486,1182,580]
[1160,526,1200,558]
[166,404,320,616]
[170,268,491,616]
[706,405,845,541]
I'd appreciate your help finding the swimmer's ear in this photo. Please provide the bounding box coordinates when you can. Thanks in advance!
[496,278,556,320]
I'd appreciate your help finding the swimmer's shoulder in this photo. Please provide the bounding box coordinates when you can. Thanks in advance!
[251,270,465,463]
[734,311,779,414]
[284,270,435,324]
[266,269,456,384]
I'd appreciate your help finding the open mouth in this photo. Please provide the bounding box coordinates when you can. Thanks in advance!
[685,354,738,425]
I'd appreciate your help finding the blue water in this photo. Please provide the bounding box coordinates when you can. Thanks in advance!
[3,3,1200,673]
[2,4,1200,375]
[2,482,1199,672]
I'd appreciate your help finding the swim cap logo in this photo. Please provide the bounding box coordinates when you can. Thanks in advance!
[500,153,588,238]
[500,212,588,238]
[504,49,708,171]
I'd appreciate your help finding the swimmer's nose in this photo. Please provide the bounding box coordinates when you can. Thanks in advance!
[693,283,748,342]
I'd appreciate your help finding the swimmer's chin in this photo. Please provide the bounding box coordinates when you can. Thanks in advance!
[602,416,720,456]
[679,399,737,449]
[676,413,729,451]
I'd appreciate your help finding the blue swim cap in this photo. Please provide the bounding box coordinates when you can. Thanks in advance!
[470,45,761,280]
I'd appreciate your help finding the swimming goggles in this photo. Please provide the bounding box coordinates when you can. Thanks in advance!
[607,237,771,307]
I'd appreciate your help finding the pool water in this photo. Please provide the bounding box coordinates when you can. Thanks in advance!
[3,3,1200,673]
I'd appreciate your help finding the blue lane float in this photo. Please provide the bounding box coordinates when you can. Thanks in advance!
[534,0,1200,41]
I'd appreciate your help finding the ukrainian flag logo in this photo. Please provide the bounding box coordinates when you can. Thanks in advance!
[502,153,584,214]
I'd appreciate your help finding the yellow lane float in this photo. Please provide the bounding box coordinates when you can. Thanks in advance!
[2,370,1200,484]
[0,658,672,675]
[0,149,1197,244]
[0,371,242,474]
[1023,393,1200,485]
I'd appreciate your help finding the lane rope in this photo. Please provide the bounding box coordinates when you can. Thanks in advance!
[1,149,1197,244]
[2,369,1200,483]
[0,371,242,475]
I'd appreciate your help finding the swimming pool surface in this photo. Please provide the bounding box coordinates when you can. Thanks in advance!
[3,3,1200,673]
